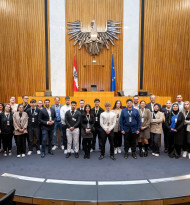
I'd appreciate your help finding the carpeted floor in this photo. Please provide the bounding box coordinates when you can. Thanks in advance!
[0,135,190,181]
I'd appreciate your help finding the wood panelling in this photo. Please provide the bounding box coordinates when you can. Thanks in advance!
[139,0,190,102]
[0,0,47,103]
[65,0,123,96]
[18,92,171,108]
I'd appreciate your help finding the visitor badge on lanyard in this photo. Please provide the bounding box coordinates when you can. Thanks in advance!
[32,118,35,122]
[7,121,10,126]
[128,111,132,123]
[175,118,177,123]
[56,112,58,117]
[95,117,98,121]
[49,117,52,121]
[141,117,144,123]
[129,117,132,123]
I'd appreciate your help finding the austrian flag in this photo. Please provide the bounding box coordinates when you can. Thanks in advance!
[73,56,79,91]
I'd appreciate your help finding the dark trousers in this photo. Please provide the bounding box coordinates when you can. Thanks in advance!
[101,130,114,156]
[28,127,40,151]
[114,131,122,148]
[0,134,2,149]
[168,132,182,156]
[83,138,91,155]
[41,129,53,154]
[92,126,103,150]
[183,131,190,152]
[2,134,13,152]
[163,128,169,150]
[16,134,27,155]
[124,131,137,153]
[62,124,67,149]
[26,133,29,147]
[151,133,161,154]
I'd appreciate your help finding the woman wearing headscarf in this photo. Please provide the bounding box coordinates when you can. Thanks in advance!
[150,103,163,157]
[165,103,185,158]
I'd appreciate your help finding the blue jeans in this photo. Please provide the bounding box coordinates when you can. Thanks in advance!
[41,129,54,154]
[53,121,63,146]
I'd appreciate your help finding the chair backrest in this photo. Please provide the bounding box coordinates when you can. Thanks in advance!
[91,85,97,91]
[0,189,16,205]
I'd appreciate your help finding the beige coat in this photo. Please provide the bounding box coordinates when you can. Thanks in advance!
[13,112,28,135]
[150,111,163,134]
[111,109,122,132]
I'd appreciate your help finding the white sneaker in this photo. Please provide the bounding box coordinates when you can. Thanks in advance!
[154,153,160,157]
[90,149,94,152]
[8,151,12,156]
[61,145,64,150]
[152,153,155,156]
[117,147,121,154]
[21,154,25,157]
[183,151,188,158]
[17,154,21,158]
[27,151,32,155]
[129,148,132,153]
[71,149,74,153]
[64,150,68,154]
[37,150,41,155]
[52,146,57,151]
[4,152,7,157]
[188,153,190,159]
[114,148,117,155]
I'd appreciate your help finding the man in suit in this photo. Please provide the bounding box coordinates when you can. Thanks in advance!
[39,99,56,158]
[146,94,161,112]
[51,97,63,150]
[77,99,85,150]
[91,98,104,152]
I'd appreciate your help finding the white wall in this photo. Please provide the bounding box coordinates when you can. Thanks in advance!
[49,0,66,96]
[123,0,140,96]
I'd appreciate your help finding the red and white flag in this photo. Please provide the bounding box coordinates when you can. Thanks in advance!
[73,56,79,91]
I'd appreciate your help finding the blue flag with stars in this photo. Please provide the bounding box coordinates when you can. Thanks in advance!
[111,54,116,91]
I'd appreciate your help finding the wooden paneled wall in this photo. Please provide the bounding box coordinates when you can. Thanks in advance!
[65,0,123,96]
[139,0,190,102]
[0,0,47,103]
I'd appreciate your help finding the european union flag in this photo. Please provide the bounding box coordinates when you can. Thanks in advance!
[111,54,116,91]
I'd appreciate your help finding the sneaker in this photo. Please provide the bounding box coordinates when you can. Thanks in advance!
[52,146,57,151]
[37,150,41,155]
[154,153,160,157]
[17,154,21,158]
[64,150,68,154]
[124,152,129,159]
[21,154,25,157]
[98,155,104,160]
[75,152,79,158]
[27,151,32,155]
[188,153,190,159]
[90,149,94,152]
[8,151,12,156]
[61,145,64,150]
[182,151,188,158]
[66,153,71,158]
[132,153,137,159]
[152,152,156,156]
[4,151,7,157]
[117,147,121,154]
[71,149,74,153]
[114,148,117,155]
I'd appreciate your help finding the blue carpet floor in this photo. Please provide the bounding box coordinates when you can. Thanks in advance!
[0,135,190,181]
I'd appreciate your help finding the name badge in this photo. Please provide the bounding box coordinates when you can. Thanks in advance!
[49,117,52,121]
[141,118,144,123]
[72,117,76,121]
[56,113,58,117]
[7,121,10,126]
[32,118,35,123]
[95,117,98,122]
[175,118,177,123]
[129,117,132,123]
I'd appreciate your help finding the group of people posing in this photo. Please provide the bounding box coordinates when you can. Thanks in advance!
[0,94,189,160]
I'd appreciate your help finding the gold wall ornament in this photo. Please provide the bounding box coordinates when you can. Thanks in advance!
[67,20,121,56]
